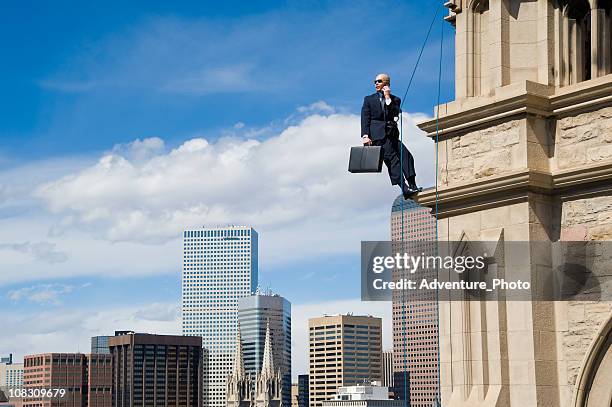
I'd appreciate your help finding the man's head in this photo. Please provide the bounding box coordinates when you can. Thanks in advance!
[374,73,390,92]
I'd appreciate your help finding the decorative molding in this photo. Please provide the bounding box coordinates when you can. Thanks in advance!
[418,76,612,138]
[416,162,612,218]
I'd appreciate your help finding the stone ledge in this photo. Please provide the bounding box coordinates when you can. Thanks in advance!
[418,76,612,138]
[416,162,612,217]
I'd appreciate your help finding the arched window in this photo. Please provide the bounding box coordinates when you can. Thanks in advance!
[565,0,592,83]
[594,0,612,76]
[557,0,612,84]
[470,0,490,96]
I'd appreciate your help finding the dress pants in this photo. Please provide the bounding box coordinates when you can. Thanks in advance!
[372,137,416,186]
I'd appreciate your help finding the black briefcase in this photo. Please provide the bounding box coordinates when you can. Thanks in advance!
[348,145,383,173]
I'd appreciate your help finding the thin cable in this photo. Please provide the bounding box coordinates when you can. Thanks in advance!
[400,5,441,111]
[434,10,444,407]
[398,5,441,406]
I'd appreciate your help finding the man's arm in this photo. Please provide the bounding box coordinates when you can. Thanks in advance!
[387,95,401,120]
[360,96,372,144]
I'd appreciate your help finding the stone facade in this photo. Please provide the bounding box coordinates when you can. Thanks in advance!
[416,1,612,406]
[227,323,283,407]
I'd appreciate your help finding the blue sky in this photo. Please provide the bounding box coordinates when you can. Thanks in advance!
[0,0,453,373]
[1,0,452,162]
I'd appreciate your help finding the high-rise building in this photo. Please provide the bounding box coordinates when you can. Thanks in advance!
[237,292,291,407]
[182,226,258,407]
[390,197,438,407]
[308,315,382,407]
[86,354,112,407]
[108,332,202,407]
[23,353,86,406]
[381,350,393,389]
[22,352,110,407]
[297,375,309,407]
[91,336,110,354]
[0,354,24,389]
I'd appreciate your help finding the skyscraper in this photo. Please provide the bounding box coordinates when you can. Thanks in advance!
[23,353,87,406]
[297,375,309,407]
[390,197,438,407]
[87,353,112,407]
[237,291,291,407]
[308,315,382,407]
[108,332,202,407]
[182,226,258,407]
[0,354,23,389]
[381,350,393,389]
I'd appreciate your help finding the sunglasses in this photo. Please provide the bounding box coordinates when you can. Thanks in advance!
[374,79,384,84]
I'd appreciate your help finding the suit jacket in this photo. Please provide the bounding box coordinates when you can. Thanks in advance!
[361,92,401,140]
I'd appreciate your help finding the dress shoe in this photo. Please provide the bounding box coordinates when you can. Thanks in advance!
[402,186,419,200]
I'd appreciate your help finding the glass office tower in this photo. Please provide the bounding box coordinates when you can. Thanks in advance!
[390,197,438,407]
[91,335,110,354]
[182,226,258,407]
[237,292,291,407]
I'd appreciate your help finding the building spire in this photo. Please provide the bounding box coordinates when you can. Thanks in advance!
[260,319,274,377]
[232,324,245,378]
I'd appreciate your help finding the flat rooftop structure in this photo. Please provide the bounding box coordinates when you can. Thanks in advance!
[108,332,202,347]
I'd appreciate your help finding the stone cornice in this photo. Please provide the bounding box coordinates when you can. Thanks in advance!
[416,162,612,217]
[418,76,612,138]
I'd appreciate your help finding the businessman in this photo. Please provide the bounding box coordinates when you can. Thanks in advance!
[361,73,420,199]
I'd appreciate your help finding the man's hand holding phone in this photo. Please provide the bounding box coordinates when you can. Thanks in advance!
[382,85,391,98]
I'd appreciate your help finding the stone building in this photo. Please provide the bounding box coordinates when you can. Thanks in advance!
[416,1,612,406]
[227,322,283,407]
[227,328,253,407]
[254,323,283,407]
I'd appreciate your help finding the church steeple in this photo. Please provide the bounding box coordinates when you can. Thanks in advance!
[227,324,252,407]
[260,320,274,378]
[254,319,282,407]
[232,325,245,379]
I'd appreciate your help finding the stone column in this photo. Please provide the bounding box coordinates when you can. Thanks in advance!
[568,18,583,84]
[488,0,510,89]
[591,8,603,78]
[456,8,469,99]
[537,0,556,86]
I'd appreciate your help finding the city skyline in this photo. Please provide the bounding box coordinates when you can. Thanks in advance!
[0,3,445,387]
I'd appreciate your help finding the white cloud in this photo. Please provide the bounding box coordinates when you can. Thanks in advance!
[7,283,74,304]
[111,137,165,162]
[0,106,434,285]
[35,109,433,245]
[296,101,335,115]
[0,302,181,360]
[0,242,69,264]
[291,299,392,380]
[163,64,262,95]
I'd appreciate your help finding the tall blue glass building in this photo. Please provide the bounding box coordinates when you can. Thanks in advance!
[182,226,258,407]
[237,292,291,407]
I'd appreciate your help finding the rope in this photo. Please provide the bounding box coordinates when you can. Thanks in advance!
[433,13,444,407]
[396,3,444,406]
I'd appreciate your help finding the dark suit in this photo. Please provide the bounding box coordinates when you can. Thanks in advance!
[361,92,416,187]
